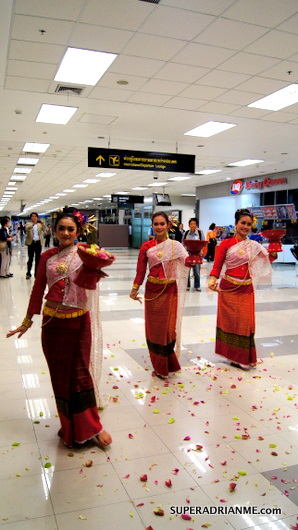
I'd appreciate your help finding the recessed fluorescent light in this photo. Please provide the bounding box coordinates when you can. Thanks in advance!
[71,203,80,206]
[168,176,191,181]
[63,189,75,192]
[195,169,222,175]
[6,187,18,191]
[228,159,264,167]
[73,184,88,188]
[185,121,236,138]
[17,157,39,165]
[3,192,15,195]
[49,196,59,199]
[95,172,116,178]
[226,177,231,180]
[103,194,111,198]
[11,175,27,181]
[7,181,16,186]
[55,47,117,86]
[181,193,196,197]
[93,197,103,200]
[132,187,148,190]
[23,142,50,153]
[248,84,298,111]
[116,191,130,194]
[14,168,32,174]
[36,104,78,125]
[83,179,100,184]
[56,193,67,196]
[147,182,167,187]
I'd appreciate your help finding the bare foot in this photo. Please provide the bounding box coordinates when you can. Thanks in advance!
[96,430,112,448]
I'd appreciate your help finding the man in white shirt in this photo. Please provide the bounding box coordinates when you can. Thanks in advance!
[25,212,45,279]
[183,218,205,291]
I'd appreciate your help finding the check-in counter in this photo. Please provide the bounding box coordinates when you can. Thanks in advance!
[98,224,128,248]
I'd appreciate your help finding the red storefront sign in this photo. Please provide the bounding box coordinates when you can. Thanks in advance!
[230,176,288,194]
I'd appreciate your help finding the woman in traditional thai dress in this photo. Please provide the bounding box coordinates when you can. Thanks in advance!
[130,212,193,378]
[208,208,277,369]
[7,208,112,448]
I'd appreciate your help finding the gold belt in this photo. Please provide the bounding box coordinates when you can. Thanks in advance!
[43,305,87,319]
[224,275,252,286]
[147,276,175,285]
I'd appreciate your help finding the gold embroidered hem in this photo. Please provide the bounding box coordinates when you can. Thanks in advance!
[147,276,175,285]
[224,275,252,286]
[43,305,87,319]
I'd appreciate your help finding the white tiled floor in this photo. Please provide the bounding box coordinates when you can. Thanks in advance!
[0,245,298,529]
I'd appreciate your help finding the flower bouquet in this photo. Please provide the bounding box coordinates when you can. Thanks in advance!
[260,229,286,252]
[183,240,208,265]
[75,244,116,290]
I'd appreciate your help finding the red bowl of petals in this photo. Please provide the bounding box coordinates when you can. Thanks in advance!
[183,240,208,264]
[261,229,286,252]
[75,244,116,289]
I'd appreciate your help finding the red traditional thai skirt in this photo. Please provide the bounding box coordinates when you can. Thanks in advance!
[216,278,256,366]
[145,279,181,377]
[41,311,102,446]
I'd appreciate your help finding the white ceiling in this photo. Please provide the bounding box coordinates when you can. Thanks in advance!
[1,0,298,215]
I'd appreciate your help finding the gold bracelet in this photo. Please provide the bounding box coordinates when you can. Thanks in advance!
[132,283,139,290]
[22,317,33,328]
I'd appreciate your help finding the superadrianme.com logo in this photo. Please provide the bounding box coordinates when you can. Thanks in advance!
[170,505,282,516]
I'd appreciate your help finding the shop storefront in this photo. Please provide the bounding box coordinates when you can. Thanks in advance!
[196,169,298,263]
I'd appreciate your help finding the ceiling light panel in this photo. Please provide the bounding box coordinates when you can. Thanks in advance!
[228,159,264,167]
[14,168,32,174]
[17,158,39,165]
[36,104,78,124]
[54,48,117,86]
[185,121,237,137]
[23,142,50,153]
[248,84,298,111]
[195,169,222,175]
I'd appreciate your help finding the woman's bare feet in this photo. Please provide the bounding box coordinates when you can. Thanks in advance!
[96,430,112,448]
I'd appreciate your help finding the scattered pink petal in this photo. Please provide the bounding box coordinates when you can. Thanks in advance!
[220,499,227,502]
[128,433,134,439]
[181,514,192,520]
[271,476,278,480]
[154,508,164,516]
[112,385,119,389]
[172,468,179,475]
[140,474,147,482]
[184,436,191,441]
[136,502,144,507]
[186,496,190,503]
[193,401,199,406]
[229,482,237,492]
[284,490,289,496]
[154,480,159,485]
[123,474,130,479]
[196,445,203,451]
[221,460,227,466]
[165,479,172,488]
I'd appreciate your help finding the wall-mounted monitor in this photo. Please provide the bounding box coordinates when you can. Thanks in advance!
[152,193,171,206]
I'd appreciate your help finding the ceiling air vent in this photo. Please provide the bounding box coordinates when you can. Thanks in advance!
[139,0,160,3]
[55,84,85,96]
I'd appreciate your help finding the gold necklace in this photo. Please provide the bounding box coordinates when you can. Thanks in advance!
[55,245,76,275]
[235,236,246,256]
[155,237,168,258]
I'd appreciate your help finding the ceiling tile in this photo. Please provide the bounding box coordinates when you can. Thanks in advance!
[161,0,235,16]
[244,30,298,59]
[7,59,56,80]
[110,55,165,77]
[216,90,264,105]
[14,0,86,20]
[230,107,274,118]
[80,0,153,31]
[194,18,268,50]
[260,60,298,81]
[89,86,134,102]
[69,23,133,53]
[139,79,188,96]
[121,33,186,61]
[98,73,147,91]
[198,70,250,89]
[78,112,118,125]
[223,0,298,27]
[5,76,50,92]
[139,6,214,40]
[236,76,288,94]
[179,84,226,100]
[154,63,209,84]
[260,111,298,122]
[11,15,75,45]
[277,12,298,34]
[9,40,64,64]
[219,52,280,75]
[163,97,206,110]
[127,93,171,106]
[172,43,235,68]
[198,101,241,114]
